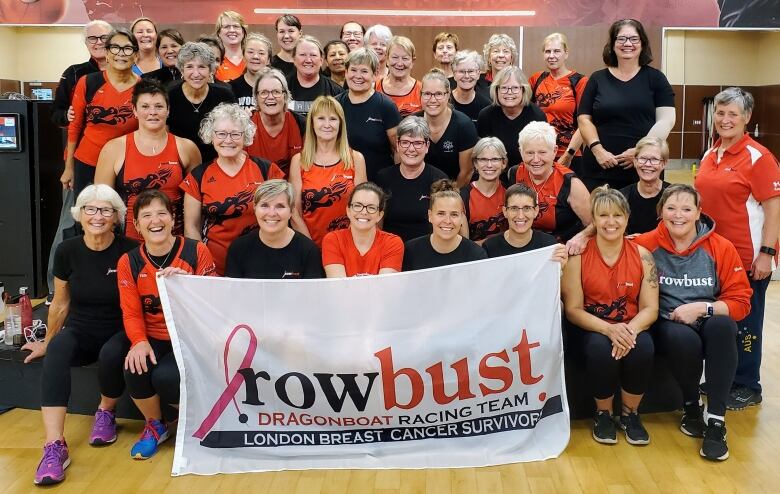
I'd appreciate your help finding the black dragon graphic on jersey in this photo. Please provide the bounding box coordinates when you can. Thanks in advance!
[85,103,134,125]
[327,215,351,232]
[201,189,255,238]
[123,167,175,195]
[141,294,162,315]
[302,181,350,213]
[470,214,509,242]
[585,295,628,321]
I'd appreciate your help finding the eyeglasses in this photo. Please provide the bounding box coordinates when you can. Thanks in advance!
[505,205,537,214]
[342,31,363,38]
[421,91,448,100]
[615,36,641,45]
[221,24,243,32]
[397,139,427,150]
[475,157,505,165]
[107,44,138,56]
[455,69,478,76]
[86,35,109,44]
[636,157,663,165]
[499,85,522,94]
[214,131,244,141]
[82,205,117,217]
[257,89,284,99]
[350,203,379,214]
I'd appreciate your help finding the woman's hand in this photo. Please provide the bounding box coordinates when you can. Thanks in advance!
[606,322,635,358]
[60,165,74,190]
[558,152,573,168]
[670,302,706,325]
[125,341,157,374]
[21,341,47,364]
[67,105,75,123]
[158,266,189,277]
[550,244,568,268]
[566,232,589,256]
[593,146,619,169]
[751,253,773,280]
[615,147,637,169]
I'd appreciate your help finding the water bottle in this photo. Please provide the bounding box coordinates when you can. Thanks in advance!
[19,287,33,340]
[0,282,6,344]
[4,297,19,346]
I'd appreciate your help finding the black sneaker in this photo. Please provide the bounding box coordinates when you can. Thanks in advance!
[680,403,705,438]
[592,410,617,444]
[618,412,650,445]
[700,418,729,461]
[726,386,762,410]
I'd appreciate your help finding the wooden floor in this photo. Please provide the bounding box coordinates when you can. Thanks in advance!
[3,169,780,493]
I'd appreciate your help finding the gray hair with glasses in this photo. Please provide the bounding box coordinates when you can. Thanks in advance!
[71,184,126,224]
[714,87,754,119]
[472,137,507,162]
[254,67,290,107]
[452,50,486,74]
[490,66,532,106]
[199,102,257,146]
[397,115,431,141]
[83,20,112,40]
[177,41,218,73]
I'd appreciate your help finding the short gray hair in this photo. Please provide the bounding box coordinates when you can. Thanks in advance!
[365,24,393,45]
[345,47,378,73]
[472,137,507,161]
[199,103,257,146]
[71,184,126,224]
[254,67,290,107]
[244,32,273,55]
[293,35,323,56]
[83,20,112,39]
[490,66,531,106]
[253,179,294,207]
[177,41,218,73]
[518,121,557,151]
[397,115,430,141]
[714,87,754,119]
[483,34,517,71]
[452,50,486,73]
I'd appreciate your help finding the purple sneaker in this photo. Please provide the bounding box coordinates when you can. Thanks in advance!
[89,409,117,446]
[34,440,70,485]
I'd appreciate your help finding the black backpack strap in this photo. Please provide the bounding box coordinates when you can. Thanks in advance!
[530,71,550,104]
[249,156,272,180]
[84,71,105,105]
[568,72,584,104]
[507,164,520,186]
[459,184,472,219]
[128,248,146,283]
[291,111,307,137]
[179,238,199,272]
[189,162,208,190]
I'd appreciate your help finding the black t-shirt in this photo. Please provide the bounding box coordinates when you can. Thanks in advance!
[578,66,675,186]
[230,76,255,111]
[415,109,478,180]
[451,91,492,125]
[376,164,448,242]
[224,231,323,279]
[270,55,296,78]
[143,66,181,89]
[402,235,487,271]
[167,82,237,164]
[336,91,401,182]
[53,235,139,335]
[286,74,344,115]
[619,181,670,235]
[483,230,557,258]
[477,104,547,171]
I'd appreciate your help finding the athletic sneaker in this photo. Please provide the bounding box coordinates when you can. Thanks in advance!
[34,439,70,485]
[592,410,617,444]
[44,293,54,306]
[726,386,762,410]
[680,403,705,438]
[89,409,117,445]
[618,412,650,445]
[130,419,169,460]
[700,418,729,461]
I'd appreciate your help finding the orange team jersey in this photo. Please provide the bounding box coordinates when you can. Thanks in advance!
[528,71,588,156]
[514,162,579,242]
[321,228,404,276]
[180,155,285,274]
[581,237,643,323]
[117,237,215,345]
[118,132,185,241]
[462,183,508,241]
[376,79,422,117]
[300,160,355,246]
[246,111,303,177]
[215,57,246,83]
[68,72,139,166]
[695,133,780,271]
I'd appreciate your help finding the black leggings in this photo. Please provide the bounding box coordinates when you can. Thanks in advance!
[123,337,180,404]
[73,158,96,198]
[569,323,655,400]
[651,315,737,417]
[40,327,126,407]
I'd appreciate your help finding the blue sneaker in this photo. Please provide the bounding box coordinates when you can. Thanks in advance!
[130,419,169,460]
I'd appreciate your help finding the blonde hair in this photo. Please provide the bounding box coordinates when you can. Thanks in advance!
[421,68,451,92]
[490,66,532,106]
[253,179,294,207]
[634,136,670,161]
[483,34,517,73]
[429,179,462,210]
[389,35,416,59]
[590,185,630,218]
[300,96,354,171]
[215,10,248,48]
[542,32,569,52]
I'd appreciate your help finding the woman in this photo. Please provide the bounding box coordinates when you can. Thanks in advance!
[64,28,140,197]
[336,48,400,182]
[509,121,591,242]
[450,50,491,124]
[290,96,367,246]
[461,137,508,242]
[118,189,215,460]
[181,103,285,275]
[365,24,392,80]
[483,183,567,265]
[271,14,302,77]
[619,136,670,235]
[167,41,236,164]
[561,186,658,445]
[95,78,201,241]
[131,17,161,75]
[483,34,517,82]
[322,182,404,277]
[23,185,137,486]
[225,179,323,279]
[196,35,225,77]
[214,10,247,83]
[376,36,422,117]
[634,184,751,461]
[578,19,675,191]
[476,66,547,176]
[432,32,458,78]
[402,179,487,271]
[142,29,184,87]
[324,40,349,87]
[287,35,344,115]
[229,33,272,111]
[246,68,305,177]
[695,87,780,410]
[340,21,365,52]
[528,33,588,172]
[418,69,477,186]
[376,116,448,242]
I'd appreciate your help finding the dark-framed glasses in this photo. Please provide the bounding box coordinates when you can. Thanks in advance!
[214,131,244,141]
[350,203,379,214]
[505,205,536,214]
[107,44,138,56]
[86,35,109,44]
[397,139,427,150]
[82,205,117,217]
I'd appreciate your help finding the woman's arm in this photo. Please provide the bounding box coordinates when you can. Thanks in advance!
[176,137,203,174]
[288,154,312,238]
[386,126,398,164]
[22,277,69,363]
[353,151,367,185]
[324,264,348,278]
[183,194,203,241]
[616,107,676,168]
[752,195,780,280]
[578,114,618,169]
[567,177,592,227]
[94,137,124,187]
[559,129,583,167]
[627,246,660,334]
[456,148,474,188]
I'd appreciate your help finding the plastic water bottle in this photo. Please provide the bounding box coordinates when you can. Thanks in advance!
[19,287,33,339]
[4,298,19,346]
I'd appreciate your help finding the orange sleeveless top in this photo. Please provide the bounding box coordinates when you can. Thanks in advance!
[581,237,643,322]
[300,160,355,246]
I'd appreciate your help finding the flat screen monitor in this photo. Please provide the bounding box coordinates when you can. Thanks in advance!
[0,114,21,152]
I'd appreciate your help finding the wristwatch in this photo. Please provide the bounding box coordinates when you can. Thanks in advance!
[759,245,776,256]
[703,302,714,318]
[566,148,576,156]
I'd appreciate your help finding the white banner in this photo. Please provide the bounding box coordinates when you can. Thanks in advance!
[158,246,569,476]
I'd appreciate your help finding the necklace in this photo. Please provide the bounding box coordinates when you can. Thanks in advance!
[190,100,204,113]
[145,243,175,270]
[529,168,554,199]
[139,132,168,154]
